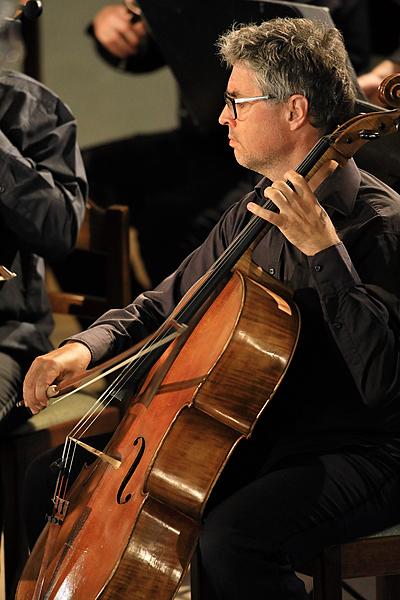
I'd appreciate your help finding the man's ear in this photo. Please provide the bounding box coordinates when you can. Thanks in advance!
[286,94,309,130]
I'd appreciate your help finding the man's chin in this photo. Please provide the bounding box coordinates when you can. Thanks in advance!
[235,153,265,176]
[234,150,252,171]
[233,148,246,166]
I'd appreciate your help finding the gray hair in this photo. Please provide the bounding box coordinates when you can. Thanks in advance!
[217,18,356,132]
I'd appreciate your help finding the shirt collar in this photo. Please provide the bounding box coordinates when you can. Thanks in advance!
[254,158,361,217]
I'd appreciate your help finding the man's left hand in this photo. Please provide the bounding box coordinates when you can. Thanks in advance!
[247,160,340,256]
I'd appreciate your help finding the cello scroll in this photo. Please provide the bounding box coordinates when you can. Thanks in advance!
[378,73,400,108]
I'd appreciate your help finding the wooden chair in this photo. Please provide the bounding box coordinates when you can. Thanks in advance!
[21,14,41,82]
[48,200,132,319]
[0,201,132,599]
[302,524,400,600]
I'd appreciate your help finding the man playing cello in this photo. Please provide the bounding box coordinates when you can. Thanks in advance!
[22,17,400,599]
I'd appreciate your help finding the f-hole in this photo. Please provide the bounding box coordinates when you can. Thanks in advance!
[117,436,146,504]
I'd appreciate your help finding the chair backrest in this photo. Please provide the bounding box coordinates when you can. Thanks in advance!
[21,16,41,81]
[48,200,132,321]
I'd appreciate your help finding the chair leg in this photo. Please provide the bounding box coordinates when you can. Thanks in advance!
[313,546,342,600]
[376,575,400,600]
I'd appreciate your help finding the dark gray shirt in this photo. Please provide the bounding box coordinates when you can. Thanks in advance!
[0,70,87,361]
[71,159,400,459]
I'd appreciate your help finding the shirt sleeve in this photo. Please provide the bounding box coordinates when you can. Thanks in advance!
[68,195,251,363]
[309,239,400,408]
[0,71,87,259]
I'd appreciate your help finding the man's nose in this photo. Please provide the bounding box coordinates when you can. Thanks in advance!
[218,104,233,126]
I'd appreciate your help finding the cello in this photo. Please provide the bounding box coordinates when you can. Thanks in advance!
[16,76,400,600]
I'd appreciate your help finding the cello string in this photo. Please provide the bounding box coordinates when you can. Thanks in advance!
[49,330,181,409]
[53,330,183,468]
[52,438,76,505]
[55,324,192,489]
[55,332,178,484]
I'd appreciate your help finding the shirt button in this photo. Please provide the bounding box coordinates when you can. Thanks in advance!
[0,185,5,193]
[333,321,342,329]
[268,267,275,276]
[314,265,322,272]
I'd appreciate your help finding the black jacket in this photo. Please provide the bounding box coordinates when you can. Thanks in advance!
[0,71,87,361]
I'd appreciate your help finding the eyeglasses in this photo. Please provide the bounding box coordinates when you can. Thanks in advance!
[223,91,277,120]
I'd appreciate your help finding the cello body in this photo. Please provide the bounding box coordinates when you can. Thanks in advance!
[16,257,300,600]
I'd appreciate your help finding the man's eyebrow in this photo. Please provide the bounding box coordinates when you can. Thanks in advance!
[226,89,240,98]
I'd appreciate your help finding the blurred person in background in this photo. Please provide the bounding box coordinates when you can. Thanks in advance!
[82,0,370,288]
[0,3,87,433]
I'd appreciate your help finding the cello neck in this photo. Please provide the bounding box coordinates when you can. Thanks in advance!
[174,135,332,326]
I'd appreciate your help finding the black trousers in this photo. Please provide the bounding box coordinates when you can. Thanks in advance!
[0,351,31,435]
[22,436,400,600]
[191,447,400,599]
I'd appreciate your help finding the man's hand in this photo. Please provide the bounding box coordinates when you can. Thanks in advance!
[357,72,384,105]
[247,160,340,256]
[93,4,147,59]
[358,59,400,107]
[22,342,92,414]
